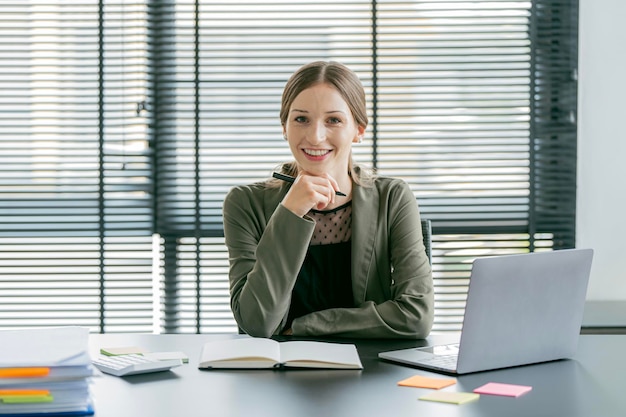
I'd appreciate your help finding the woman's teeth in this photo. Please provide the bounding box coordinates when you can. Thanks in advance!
[304,149,330,156]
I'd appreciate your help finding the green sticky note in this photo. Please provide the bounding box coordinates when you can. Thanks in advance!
[1,394,54,404]
[419,391,480,405]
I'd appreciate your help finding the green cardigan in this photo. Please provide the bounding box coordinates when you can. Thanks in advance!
[223,176,434,339]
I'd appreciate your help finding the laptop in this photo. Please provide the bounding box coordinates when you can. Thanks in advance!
[379,248,594,375]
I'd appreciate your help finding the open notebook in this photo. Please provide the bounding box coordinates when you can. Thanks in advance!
[379,249,594,375]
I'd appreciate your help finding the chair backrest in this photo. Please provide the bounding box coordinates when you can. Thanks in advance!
[421,218,432,265]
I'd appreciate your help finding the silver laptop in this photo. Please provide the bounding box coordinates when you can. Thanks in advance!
[379,248,594,374]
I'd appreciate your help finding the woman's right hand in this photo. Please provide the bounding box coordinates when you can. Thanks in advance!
[280,171,340,217]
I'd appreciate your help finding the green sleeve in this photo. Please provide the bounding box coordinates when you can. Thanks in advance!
[223,185,314,337]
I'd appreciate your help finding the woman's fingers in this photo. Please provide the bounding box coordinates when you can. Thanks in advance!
[281,173,337,216]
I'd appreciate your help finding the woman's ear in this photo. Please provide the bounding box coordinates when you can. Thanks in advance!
[353,125,366,143]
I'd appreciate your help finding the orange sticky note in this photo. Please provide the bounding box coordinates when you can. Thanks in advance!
[398,374,457,389]
[0,389,50,396]
[0,368,50,378]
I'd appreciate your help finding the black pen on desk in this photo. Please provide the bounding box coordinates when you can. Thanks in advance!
[272,172,347,197]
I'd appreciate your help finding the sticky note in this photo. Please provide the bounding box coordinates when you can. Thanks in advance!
[419,391,480,405]
[0,368,50,378]
[473,382,532,397]
[144,351,189,363]
[397,375,457,390]
[0,394,53,404]
[0,389,50,396]
[100,346,149,356]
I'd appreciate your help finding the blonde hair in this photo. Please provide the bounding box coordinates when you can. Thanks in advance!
[278,61,374,186]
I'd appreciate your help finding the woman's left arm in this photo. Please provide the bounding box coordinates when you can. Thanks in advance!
[290,180,434,339]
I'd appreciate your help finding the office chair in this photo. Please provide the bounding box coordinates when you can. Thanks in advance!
[421,218,432,265]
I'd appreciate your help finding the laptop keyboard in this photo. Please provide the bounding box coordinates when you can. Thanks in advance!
[420,354,458,369]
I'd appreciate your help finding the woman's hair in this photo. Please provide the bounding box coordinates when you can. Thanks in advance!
[278,61,374,186]
[280,61,368,128]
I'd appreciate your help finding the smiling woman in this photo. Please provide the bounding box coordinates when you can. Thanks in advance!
[222,61,434,339]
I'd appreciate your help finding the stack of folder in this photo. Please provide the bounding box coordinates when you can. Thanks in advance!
[0,327,95,416]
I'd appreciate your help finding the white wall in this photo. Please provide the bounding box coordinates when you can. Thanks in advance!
[578,0,626,300]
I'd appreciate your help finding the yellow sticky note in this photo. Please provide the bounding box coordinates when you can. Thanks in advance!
[419,391,480,405]
[398,375,457,390]
[100,346,149,356]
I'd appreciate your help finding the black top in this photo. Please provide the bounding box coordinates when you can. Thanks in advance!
[285,201,354,329]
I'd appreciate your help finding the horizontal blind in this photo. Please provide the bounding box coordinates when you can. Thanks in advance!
[376,1,532,232]
[1,0,577,334]
[0,1,154,332]
[152,0,376,333]
[153,0,577,333]
[375,1,534,330]
[153,0,375,237]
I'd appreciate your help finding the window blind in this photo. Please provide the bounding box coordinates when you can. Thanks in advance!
[0,0,578,333]
[0,1,154,333]
[151,0,579,333]
[152,1,377,333]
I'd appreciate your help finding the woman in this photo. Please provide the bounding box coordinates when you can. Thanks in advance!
[223,61,433,338]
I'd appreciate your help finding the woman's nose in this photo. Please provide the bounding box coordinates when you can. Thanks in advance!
[307,122,326,144]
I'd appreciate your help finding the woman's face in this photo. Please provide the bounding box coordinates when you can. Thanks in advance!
[283,83,365,180]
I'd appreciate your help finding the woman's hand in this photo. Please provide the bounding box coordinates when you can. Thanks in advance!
[280,171,341,217]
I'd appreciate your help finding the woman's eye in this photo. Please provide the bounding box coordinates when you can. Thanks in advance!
[327,117,341,124]
[294,116,308,123]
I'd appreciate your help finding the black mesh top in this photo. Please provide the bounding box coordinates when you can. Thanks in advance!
[285,201,354,330]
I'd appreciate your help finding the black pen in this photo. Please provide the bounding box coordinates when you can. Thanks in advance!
[272,172,347,197]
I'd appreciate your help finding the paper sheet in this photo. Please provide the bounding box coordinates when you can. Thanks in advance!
[0,327,90,367]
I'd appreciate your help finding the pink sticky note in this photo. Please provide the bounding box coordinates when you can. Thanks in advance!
[473,382,532,397]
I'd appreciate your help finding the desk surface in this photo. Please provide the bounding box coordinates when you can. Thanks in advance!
[89,333,626,417]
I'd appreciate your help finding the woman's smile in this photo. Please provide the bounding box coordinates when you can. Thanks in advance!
[302,148,332,159]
